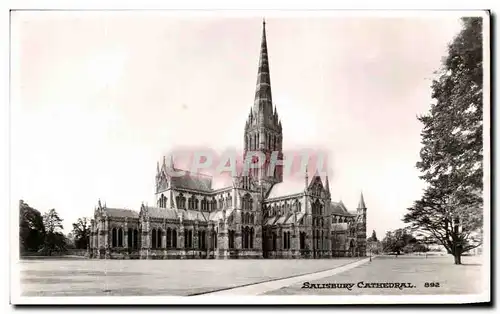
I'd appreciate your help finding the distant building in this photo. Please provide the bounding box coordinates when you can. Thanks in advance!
[89,21,367,259]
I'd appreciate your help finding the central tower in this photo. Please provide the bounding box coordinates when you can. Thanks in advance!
[244,20,283,196]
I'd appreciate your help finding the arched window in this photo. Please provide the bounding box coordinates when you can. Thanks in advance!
[201,230,206,249]
[195,198,199,210]
[184,229,192,249]
[157,229,162,248]
[167,227,172,248]
[133,229,139,248]
[151,228,157,249]
[112,228,117,247]
[189,230,193,248]
[159,194,167,208]
[242,227,246,249]
[316,230,320,249]
[213,231,217,249]
[249,198,253,210]
[250,228,254,249]
[172,229,177,248]
[128,228,133,248]
[184,230,188,248]
[283,231,287,250]
[243,227,250,249]
[118,228,123,247]
[177,193,185,209]
[229,230,235,249]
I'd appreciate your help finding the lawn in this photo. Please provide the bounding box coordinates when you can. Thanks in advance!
[19,257,359,296]
[265,255,486,295]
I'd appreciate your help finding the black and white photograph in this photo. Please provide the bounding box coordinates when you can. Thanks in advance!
[8,8,490,305]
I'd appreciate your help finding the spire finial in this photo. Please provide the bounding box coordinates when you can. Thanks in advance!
[169,155,175,169]
[325,173,330,194]
[357,191,366,209]
[305,163,309,189]
[253,18,272,115]
[263,18,266,27]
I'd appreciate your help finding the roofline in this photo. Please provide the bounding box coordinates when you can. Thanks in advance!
[264,192,305,202]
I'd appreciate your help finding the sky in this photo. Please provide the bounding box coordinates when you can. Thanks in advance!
[10,11,464,237]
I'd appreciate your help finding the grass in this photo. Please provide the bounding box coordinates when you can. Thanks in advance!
[265,255,485,295]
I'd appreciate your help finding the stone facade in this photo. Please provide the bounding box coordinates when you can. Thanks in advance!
[89,21,367,260]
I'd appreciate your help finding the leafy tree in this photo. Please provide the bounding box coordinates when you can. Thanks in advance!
[369,230,378,242]
[382,228,417,255]
[43,208,63,233]
[72,217,91,249]
[19,200,45,254]
[404,17,484,265]
[413,243,429,253]
[40,208,67,255]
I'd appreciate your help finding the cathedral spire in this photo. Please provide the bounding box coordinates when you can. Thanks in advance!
[169,155,175,169]
[357,192,367,209]
[253,19,272,115]
[305,164,309,189]
[325,174,330,194]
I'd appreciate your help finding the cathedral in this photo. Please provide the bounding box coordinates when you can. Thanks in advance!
[89,21,367,260]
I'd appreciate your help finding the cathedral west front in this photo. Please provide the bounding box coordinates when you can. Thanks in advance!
[89,21,367,260]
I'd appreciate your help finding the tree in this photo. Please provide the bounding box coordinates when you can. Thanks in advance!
[72,217,91,249]
[369,230,378,242]
[382,227,416,255]
[40,208,67,255]
[43,208,63,234]
[404,18,484,265]
[19,200,45,254]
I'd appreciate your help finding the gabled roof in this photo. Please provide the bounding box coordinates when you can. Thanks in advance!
[143,206,178,220]
[307,171,324,189]
[267,179,305,199]
[331,201,352,215]
[170,169,213,192]
[101,207,139,218]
